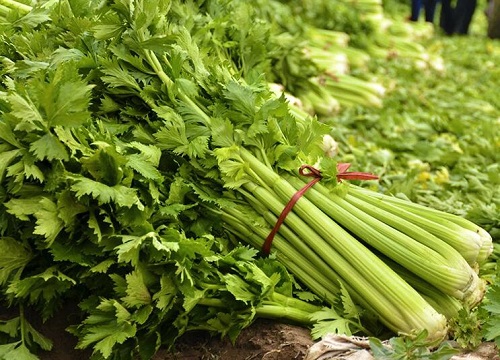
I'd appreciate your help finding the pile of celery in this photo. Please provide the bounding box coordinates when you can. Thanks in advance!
[0,0,493,345]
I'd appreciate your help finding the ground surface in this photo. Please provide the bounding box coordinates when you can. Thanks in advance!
[154,320,313,360]
[2,303,496,360]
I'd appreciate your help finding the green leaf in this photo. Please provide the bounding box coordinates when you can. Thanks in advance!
[158,203,197,219]
[13,8,51,28]
[0,342,39,360]
[56,190,88,228]
[122,271,152,308]
[24,321,53,351]
[151,236,180,253]
[92,24,125,41]
[186,136,210,159]
[100,57,142,93]
[223,274,255,304]
[153,114,209,158]
[137,332,161,360]
[126,154,162,180]
[88,211,103,243]
[89,260,115,274]
[369,337,393,358]
[223,81,256,117]
[7,93,44,129]
[0,149,22,181]
[29,133,69,161]
[210,117,235,147]
[71,176,144,209]
[6,267,76,304]
[483,281,500,345]
[22,153,45,183]
[33,198,64,246]
[0,342,19,358]
[44,80,94,128]
[112,301,132,324]
[81,146,125,186]
[0,238,33,285]
[49,240,92,266]
[132,305,153,325]
[152,274,176,311]
[153,118,187,150]
[115,235,144,266]
[0,122,23,148]
[339,281,358,319]
[4,197,44,221]
[0,317,20,338]
[78,322,136,359]
[310,307,353,339]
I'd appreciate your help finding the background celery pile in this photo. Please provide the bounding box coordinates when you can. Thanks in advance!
[0,0,499,359]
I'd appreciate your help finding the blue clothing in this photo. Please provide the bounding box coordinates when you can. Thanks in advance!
[410,0,439,23]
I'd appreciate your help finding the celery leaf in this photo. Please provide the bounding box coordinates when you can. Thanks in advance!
[0,238,32,286]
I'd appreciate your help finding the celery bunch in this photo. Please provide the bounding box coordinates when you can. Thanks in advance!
[213,146,490,342]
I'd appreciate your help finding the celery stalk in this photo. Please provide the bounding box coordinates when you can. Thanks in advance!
[237,148,448,341]
[286,174,478,301]
[373,251,463,319]
[349,186,493,263]
[219,203,343,298]
[0,0,31,14]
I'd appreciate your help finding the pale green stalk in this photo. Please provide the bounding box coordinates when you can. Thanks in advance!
[237,148,448,341]
[0,4,10,16]
[286,174,477,300]
[196,298,316,325]
[348,186,493,263]
[347,186,483,264]
[375,252,463,319]
[0,0,31,14]
[221,200,375,316]
[219,206,342,300]
[288,176,484,306]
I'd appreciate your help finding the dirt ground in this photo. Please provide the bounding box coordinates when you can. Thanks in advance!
[154,320,314,360]
[1,303,498,360]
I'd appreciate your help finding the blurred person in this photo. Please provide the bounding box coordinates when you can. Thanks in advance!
[439,0,455,34]
[410,0,439,22]
[440,0,478,35]
[486,0,500,38]
[453,0,478,34]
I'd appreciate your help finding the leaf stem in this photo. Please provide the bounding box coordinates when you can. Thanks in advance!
[139,38,212,126]
[19,305,26,345]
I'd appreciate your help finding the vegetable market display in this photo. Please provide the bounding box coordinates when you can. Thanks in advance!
[0,0,498,359]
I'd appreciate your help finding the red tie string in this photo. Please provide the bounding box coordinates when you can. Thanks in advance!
[262,163,378,255]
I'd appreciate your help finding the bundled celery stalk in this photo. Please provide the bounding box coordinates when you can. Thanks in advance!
[214,147,451,341]
[284,176,483,303]
[347,186,494,265]
[311,75,385,109]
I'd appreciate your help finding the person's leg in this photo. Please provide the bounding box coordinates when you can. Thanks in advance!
[440,0,455,34]
[410,0,423,21]
[424,0,438,22]
[454,0,478,34]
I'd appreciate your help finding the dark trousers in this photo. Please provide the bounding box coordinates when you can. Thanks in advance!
[440,0,454,34]
[440,0,478,34]
[454,0,478,34]
[411,0,439,22]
